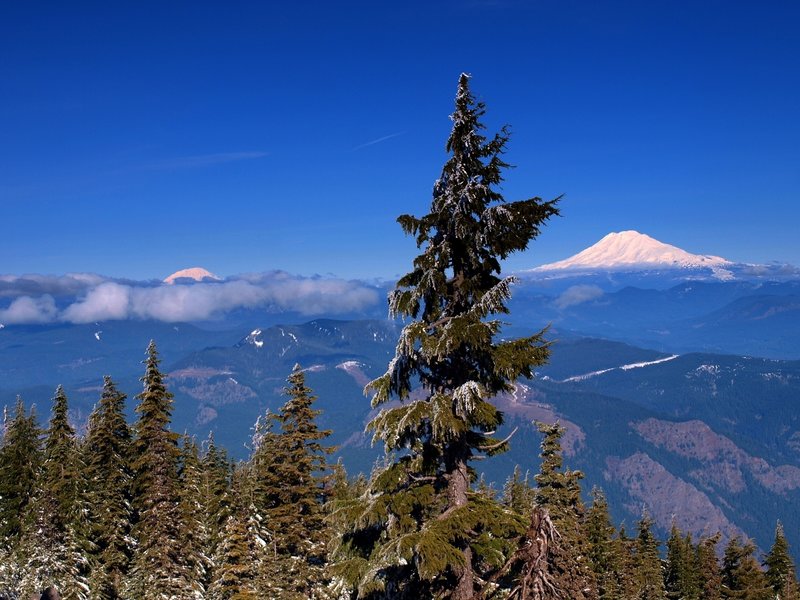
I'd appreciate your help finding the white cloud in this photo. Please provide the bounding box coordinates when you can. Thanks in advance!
[0,295,58,323]
[27,273,383,324]
[62,282,131,323]
[554,284,604,310]
[0,273,107,298]
[144,151,268,170]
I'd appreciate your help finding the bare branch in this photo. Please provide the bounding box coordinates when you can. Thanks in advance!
[478,426,518,452]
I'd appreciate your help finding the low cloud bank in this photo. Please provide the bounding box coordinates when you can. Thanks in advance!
[0,272,381,324]
[0,273,107,298]
[554,284,604,310]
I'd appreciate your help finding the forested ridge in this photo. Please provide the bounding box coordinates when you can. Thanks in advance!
[1,75,795,599]
[0,363,795,599]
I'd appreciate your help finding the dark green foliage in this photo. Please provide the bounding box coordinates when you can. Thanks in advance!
[721,537,772,600]
[83,376,134,598]
[125,341,192,598]
[586,488,622,600]
[178,435,212,597]
[635,511,666,600]
[532,422,597,599]
[41,386,81,527]
[502,465,535,518]
[615,525,641,600]
[764,522,798,600]
[18,386,88,598]
[665,522,699,600]
[207,470,260,600]
[0,397,42,544]
[199,433,233,570]
[696,535,722,600]
[334,73,558,600]
[251,365,334,598]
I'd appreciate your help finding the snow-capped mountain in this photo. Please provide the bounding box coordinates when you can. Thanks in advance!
[533,231,731,272]
[163,267,221,284]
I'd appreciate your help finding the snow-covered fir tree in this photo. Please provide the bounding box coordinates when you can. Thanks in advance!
[251,365,334,598]
[124,341,193,598]
[0,397,42,594]
[332,73,559,599]
[17,386,89,599]
[83,376,134,598]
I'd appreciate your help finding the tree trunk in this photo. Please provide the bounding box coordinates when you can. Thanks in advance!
[449,456,474,600]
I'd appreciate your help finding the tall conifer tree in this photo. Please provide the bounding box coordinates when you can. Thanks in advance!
[84,376,134,598]
[764,522,798,600]
[721,537,771,600]
[665,522,699,600]
[696,535,722,600]
[18,386,88,598]
[0,397,42,593]
[199,433,233,583]
[253,365,334,598]
[586,488,622,600]
[208,469,261,600]
[531,422,597,599]
[125,341,191,598]
[696,533,722,600]
[634,511,666,600]
[178,435,213,597]
[0,397,42,543]
[333,73,559,600]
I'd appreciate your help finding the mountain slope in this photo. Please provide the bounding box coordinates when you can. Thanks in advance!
[533,230,731,272]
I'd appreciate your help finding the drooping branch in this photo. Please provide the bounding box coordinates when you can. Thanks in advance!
[478,426,519,452]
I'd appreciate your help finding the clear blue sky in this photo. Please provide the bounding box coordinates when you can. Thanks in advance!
[2,1,798,281]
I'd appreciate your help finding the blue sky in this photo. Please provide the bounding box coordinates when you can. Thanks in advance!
[2,1,799,281]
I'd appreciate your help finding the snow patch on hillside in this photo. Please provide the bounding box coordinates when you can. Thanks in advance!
[247,329,264,348]
[337,360,370,387]
[562,354,679,382]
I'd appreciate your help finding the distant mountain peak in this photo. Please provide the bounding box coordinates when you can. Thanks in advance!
[163,267,221,284]
[534,230,732,273]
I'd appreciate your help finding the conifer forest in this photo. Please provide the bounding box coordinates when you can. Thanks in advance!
[1,76,796,599]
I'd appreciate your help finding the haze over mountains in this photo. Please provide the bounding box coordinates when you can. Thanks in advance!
[2,231,799,557]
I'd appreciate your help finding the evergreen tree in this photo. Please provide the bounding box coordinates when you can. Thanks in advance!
[83,376,134,598]
[253,365,334,598]
[207,469,261,600]
[178,435,212,598]
[0,397,42,542]
[0,397,42,592]
[586,488,622,600]
[199,433,233,581]
[696,535,722,600]
[764,522,798,600]
[615,525,641,600]
[502,466,535,518]
[333,73,559,599]
[18,386,88,599]
[721,537,771,600]
[635,511,666,600]
[327,462,368,599]
[665,522,699,600]
[532,422,597,599]
[125,341,192,598]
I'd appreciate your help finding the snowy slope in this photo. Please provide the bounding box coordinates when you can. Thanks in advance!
[533,231,731,272]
